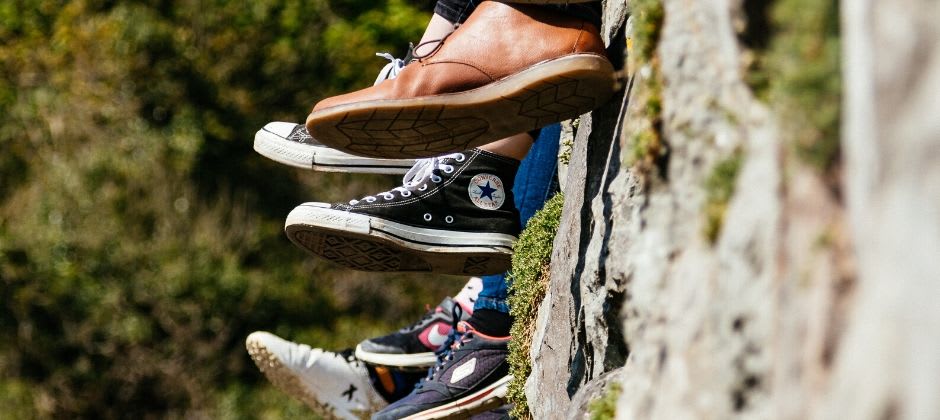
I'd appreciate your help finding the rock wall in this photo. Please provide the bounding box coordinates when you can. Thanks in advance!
[524,0,940,419]
[826,1,940,418]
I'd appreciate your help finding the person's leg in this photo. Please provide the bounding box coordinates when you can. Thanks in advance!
[479,132,535,161]
[434,0,602,26]
[414,13,458,56]
[470,123,560,337]
[433,0,477,26]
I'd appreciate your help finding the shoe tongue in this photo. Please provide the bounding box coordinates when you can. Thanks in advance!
[437,297,456,313]
[452,277,482,314]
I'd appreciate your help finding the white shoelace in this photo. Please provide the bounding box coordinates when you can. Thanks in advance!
[349,153,466,205]
[373,53,406,86]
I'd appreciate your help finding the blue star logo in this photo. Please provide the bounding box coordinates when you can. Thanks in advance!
[478,181,497,201]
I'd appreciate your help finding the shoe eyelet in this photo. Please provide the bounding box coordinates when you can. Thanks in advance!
[445,215,454,224]
[455,154,466,162]
[366,197,377,203]
[349,200,359,205]
[401,190,412,197]
[423,213,432,221]
[383,193,394,201]
[443,165,454,174]
[431,175,442,183]
[418,184,428,191]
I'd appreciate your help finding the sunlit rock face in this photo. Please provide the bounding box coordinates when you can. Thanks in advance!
[525,1,939,419]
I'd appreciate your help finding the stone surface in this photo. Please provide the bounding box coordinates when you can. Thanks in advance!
[566,367,626,419]
[525,13,631,419]
[526,87,630,420]
[525,0,939,419]
[825,1,940,419]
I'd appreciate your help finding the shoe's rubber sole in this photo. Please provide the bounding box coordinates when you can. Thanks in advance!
[246,334,345,419]
[354,344,438,368]
[285,204,515,276]
[403,375,513,420]
[254,127,415,174]
[306,54,615,159]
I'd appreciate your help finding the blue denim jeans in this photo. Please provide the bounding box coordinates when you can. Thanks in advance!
[474,124,561,313]
[434,0,602,27]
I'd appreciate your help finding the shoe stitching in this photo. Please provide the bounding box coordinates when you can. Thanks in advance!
[423,59,497,82]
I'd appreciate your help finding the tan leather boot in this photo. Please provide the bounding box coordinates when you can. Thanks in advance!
[305,1,614,159]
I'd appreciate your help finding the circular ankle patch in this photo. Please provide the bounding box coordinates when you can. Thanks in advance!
[468,173,506,210]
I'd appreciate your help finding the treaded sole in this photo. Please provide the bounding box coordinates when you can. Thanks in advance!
[246,337,345,419]
[403,375,512,420]
[306,54,614,159]
[354,344,438,368]
[285,206,514,276]
[253,128,414,174]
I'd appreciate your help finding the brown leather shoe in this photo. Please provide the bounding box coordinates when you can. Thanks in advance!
[305,1,614,159]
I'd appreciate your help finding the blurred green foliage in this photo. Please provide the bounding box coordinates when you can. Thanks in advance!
[0,0,462,417]
[741,0,841,174]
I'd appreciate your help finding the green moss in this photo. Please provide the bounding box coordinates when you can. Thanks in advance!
[630,0,665,67]
[559,137,574,165]
[743,0,841,173]
[559,121,576,166]
[703,151,744,243]
[629,128,658,165]
[589,382,623,420]
[506,193,566,420]
[626,71,665,171]
[624,0,666,172]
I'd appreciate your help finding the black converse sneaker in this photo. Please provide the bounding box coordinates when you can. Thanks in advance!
[254,122,417,174]
[284,149,521,276]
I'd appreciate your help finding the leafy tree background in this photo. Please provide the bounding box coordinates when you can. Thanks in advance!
[0,0,463,417]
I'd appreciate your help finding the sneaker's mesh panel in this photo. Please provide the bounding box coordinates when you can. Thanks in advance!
[407,387,454,406]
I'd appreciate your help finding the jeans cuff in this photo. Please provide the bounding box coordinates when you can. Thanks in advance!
[434,1,466,25]
[473,296,510,313]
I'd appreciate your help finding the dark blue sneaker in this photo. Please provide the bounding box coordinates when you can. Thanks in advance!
[371,321,512,420]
